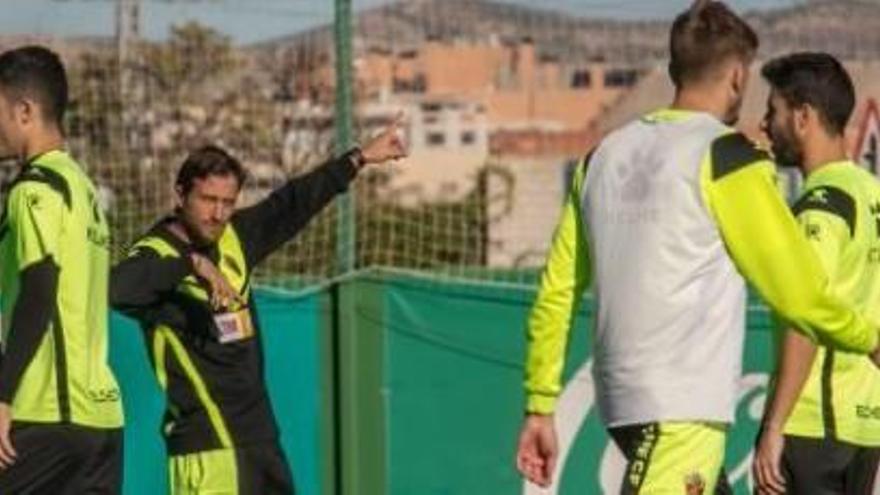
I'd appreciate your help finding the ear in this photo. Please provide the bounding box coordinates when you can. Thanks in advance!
[730,61,748,96]
[174,184,185,208]
[792,105,811,137]
[14,98,37,127]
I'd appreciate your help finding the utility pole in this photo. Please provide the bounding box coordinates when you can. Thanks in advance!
[116,0,141,101]
[116,0,143,168]
[335,0,356,274]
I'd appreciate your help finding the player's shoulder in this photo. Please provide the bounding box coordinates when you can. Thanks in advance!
[708,131,772,181]
[793,183,856,237]
[129,219,186,259]
[798,162,872,210]
[607,111,751,176]
[832,163,880,199]
[7,165,72,210]
[597,118,642,154]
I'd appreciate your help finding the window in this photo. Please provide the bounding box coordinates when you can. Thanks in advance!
[392,74,427,94]
[427,132,446,147]
[461,131,477,146]
[571,70,592,88]
[604,69,639,88]
[421,102,442,113]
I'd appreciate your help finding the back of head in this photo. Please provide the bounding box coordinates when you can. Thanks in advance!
[176,145,247,195]
[761,52,855,136]
[0,45,68,129]
[669,0,759,88]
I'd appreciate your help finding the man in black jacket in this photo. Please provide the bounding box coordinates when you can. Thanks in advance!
[110,121,405,494]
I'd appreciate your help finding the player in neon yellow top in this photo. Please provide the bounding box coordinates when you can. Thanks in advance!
[753,53,880,494]
[0,46,123,492]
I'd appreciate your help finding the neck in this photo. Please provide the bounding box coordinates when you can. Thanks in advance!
[169,214,215,249]
[671,85,729,123]
[22,129,64,164]
[801,134,847,177]
[168,216,195,245]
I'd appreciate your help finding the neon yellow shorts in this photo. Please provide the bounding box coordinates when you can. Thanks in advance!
[610,421,728,494]
[168,443,294,495]
[169,448,238,495]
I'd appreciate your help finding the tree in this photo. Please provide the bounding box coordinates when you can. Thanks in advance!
[142,21,237,96]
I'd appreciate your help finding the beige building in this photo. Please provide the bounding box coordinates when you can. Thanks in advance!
[337,40,633,206]
[355,39,637,131]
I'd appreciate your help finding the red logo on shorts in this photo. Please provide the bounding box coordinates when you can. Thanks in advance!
[685,473,705,495]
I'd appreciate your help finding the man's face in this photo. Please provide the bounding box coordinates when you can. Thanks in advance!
[177,174,240,245]
[762,89,803,168]
[0,87,25,160]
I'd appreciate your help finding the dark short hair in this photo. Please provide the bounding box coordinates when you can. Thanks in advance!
[761,52,855,136]
[0,45,68,128]
[175,145,247,195]
[669,0,759,87]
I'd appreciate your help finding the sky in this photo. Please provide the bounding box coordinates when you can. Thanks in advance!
[0,0,804,44]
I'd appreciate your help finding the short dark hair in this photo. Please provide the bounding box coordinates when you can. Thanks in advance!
[761,52,855,136]
[669,0,759,87]
[0,45,68,128]
[175,145,247,195]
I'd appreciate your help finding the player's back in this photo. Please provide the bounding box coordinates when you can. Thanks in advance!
[582,109,746,427]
